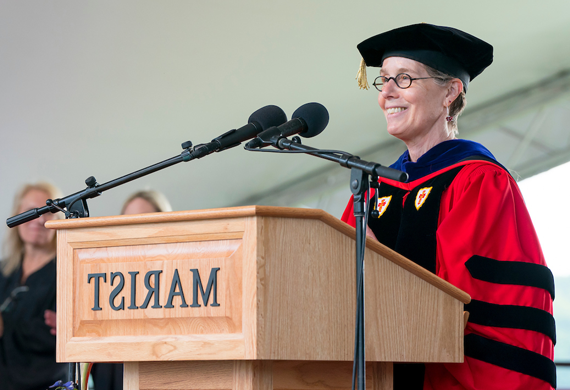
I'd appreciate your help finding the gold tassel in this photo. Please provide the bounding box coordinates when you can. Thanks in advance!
[356,57,369,90]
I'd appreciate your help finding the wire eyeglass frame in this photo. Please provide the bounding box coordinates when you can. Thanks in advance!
[372,73,442,92]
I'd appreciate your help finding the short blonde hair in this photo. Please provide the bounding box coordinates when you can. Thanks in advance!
[2,182,63,276]
[423,64,467,135]
[121,190,172,214]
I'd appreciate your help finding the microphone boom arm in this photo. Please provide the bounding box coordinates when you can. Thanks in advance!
[6,145,195,228]
[276,138,408,182]
[7,104,287,228]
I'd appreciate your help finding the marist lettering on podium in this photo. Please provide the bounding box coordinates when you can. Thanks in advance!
[65,238,242,343]
[87,268,221,312]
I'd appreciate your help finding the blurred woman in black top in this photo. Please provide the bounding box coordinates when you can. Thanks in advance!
[0,182,67,390]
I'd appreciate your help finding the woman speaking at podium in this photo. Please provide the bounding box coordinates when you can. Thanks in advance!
[341,24,555,390]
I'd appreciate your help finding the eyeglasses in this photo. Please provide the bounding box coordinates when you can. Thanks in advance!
[372,73,441,92]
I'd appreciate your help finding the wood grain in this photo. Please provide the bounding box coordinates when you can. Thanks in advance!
[56,229,74,362]
[73,240,242,337]
[129,360,391,390]
[139,360,234,389]
[53,207,467,366]
[64,335,245,362]
[57,219,250,362]
[234,361,273,390]
[65,218,246,244]
[254,216,464,362]
[272,361,377,389]
[124,362,139,390]
[373,363,393,390]
[242,217,260,359]
[258,217,354,361]
[365,243,464,362]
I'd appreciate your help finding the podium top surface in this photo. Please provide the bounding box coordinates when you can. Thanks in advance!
[46,205,332,229]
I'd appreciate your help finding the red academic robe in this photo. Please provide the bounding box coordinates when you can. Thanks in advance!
[341,160,555,390]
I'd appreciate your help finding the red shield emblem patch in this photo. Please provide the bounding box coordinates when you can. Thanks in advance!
[415,187,432,210]
[375,195,392,218]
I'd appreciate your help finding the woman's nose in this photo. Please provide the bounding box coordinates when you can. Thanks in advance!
[381,78,398,98]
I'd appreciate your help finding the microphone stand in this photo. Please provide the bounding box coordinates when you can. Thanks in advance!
[6,142,194,227]
[6,133,257,389]
[7,128,247,228]
[271,137,408,390]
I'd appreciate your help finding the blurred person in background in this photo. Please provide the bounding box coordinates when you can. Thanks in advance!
[0,182,68,390]
[120,189,173,215]
[91,189,172,390]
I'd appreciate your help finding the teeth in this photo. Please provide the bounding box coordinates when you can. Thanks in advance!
[387,107,406,114]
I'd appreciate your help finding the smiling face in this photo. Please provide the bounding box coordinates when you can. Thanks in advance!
[17,189,56,248]
[378,57,449,144]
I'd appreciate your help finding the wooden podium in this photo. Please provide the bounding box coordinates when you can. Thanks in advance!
[46,206,470,390]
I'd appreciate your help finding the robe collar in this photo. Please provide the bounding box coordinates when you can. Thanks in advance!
[390,139,498,182]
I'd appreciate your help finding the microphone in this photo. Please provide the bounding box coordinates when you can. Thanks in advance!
[245,102,329,149]
[7,105,287,228]
[191,105,287,158]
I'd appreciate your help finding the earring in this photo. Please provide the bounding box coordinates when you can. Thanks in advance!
[446,105,453,122]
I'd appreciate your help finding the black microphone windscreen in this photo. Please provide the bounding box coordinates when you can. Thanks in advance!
[248,105,287,130]
[291,102,329,138]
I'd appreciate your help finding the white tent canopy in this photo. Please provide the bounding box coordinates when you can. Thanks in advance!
[1,1,570,228]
